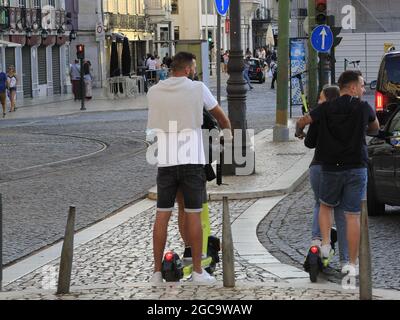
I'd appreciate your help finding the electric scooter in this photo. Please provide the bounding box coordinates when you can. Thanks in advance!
[303,228,338,283]
[161,199,221,282]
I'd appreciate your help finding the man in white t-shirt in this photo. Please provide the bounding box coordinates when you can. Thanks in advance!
[147,52,232,283]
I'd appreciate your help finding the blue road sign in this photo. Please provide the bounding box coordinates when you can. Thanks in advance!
[311,25,333,53]
[214,0,230,16]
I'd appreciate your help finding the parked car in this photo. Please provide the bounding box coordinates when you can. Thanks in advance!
[248,58,266,84]
[373,51,400,125]
[367,105,400,216]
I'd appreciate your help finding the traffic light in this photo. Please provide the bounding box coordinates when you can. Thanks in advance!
[76,44,85,60]
[327,15,342,48]
[315,0,327,25]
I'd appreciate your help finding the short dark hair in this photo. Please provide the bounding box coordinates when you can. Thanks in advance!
[322,85,340,102]
[337,70,363,90]
[171,52,196,72]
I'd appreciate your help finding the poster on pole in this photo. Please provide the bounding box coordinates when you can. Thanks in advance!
[290,38,308,108]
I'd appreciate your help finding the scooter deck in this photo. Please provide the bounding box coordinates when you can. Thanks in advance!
[182,257,213,278]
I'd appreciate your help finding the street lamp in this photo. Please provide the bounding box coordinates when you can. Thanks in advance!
[41,28,49,41]
[69,29,77,41]
[225,0,255,176]
[25,27,32,39]
[57,26,65,39]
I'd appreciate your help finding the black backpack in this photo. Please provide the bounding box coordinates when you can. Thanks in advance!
[202,109,220,181]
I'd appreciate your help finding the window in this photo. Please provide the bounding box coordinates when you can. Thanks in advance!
[19,0,26,7]
[0,0,10,7]
[171,0,178,14]
[385,56,400,85]
[48,0,55,7]
[389,111,400,134]
[174,26,179,40]
[32,0,41,8]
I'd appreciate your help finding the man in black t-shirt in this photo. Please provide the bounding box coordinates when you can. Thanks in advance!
[295,70,379,276]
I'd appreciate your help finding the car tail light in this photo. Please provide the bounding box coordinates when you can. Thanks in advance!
[375,91,385,112]
[256,68,261,73]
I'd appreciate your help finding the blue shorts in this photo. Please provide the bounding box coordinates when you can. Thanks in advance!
[319,168,368,214]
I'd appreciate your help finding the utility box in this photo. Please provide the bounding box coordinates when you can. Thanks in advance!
[175,40,210,87]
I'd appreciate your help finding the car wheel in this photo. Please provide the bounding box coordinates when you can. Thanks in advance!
[367,172,385,216]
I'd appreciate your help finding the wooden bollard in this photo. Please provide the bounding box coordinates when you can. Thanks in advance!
[222,197,235,287]
[359,200,372,300]
[57,206,76,295]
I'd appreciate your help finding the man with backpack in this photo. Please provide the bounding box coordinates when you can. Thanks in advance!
[147,52,231,283]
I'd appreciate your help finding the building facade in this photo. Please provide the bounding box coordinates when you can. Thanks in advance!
[0,0,71,100]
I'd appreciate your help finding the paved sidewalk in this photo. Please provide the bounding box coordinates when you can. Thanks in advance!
[1,121,399,300]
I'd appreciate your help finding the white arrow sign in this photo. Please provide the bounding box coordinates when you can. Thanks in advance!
[320,27,327,50]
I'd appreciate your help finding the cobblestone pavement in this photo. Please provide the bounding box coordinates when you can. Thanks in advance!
[0,78,283,266]
[1,283,363,300]
[4,199,281,292]
[257,177,400,291]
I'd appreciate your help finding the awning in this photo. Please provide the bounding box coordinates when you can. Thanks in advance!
[0,40,22,47]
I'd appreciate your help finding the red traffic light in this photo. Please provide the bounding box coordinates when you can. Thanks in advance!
[316,0,327,12]
[76,44,85,59]
[77,44,84,53]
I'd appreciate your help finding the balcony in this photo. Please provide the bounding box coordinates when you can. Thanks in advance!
[103,13,147,32]
[241,0,262,17]
[144,0,171,24]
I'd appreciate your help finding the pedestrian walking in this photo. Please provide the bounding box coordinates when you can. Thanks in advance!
[295,70,380,276]
[270,59,278,89]
[243,56,254,90]
[147,51,231,284]
[302,85,349,266]
[70,60,81,101]
[223,51,229,73]
[7,65,17,112]
[0,69,9,118]
[83,60,93,100]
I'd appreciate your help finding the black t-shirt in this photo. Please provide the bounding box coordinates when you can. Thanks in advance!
[310,95,376,171]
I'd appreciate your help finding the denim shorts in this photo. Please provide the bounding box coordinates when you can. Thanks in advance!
[319,168,368,214]
[157,164,206,213]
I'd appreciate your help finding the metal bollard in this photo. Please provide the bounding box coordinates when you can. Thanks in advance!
[0,194,3,291]
[57,206,76,295]
[359,200,372,300]
[222,197,235,287]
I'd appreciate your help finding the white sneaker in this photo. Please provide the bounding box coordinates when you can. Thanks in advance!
[150,272,163,284]
[341,263,359,276]
[191,269,216,284]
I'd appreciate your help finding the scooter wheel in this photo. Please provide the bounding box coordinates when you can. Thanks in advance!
[205,262,216,275]
[309,263,319,283]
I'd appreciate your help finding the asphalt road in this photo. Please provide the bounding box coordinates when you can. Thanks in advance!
[258,178,400,291]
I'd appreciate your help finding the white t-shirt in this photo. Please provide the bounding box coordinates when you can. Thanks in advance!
[146,59,157,70]
[149,78,218,167]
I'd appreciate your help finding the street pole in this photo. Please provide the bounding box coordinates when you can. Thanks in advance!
[80,58,86,111]
[0,194,3,291]
[307,0,319,110]
[217,14,222,105]
[225,0,254,176]
[273,0,290,142]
